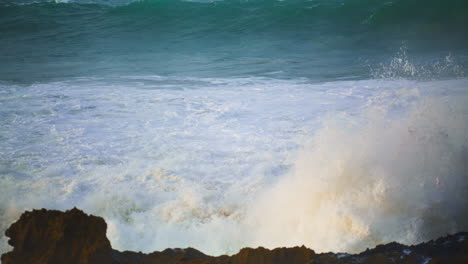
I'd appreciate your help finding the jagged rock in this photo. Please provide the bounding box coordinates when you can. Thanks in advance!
[1,208,112,264]
[2,208,467,264]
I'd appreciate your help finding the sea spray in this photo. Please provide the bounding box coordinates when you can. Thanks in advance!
[1,77,467,256]
[247,93,468,253]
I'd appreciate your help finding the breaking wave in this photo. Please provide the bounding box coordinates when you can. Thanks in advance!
[248,91,468,253]
[1,76,467,256]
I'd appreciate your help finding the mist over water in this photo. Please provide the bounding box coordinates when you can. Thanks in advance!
[249,91,468,253]
[1,0,468,257]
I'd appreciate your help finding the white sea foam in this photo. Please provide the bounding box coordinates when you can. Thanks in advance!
[246,88,468,253]
[0,76,467,256]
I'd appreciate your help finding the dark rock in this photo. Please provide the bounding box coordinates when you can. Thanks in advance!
[1,208,112,264]
[2,208,467,264]
[229,246,315,264]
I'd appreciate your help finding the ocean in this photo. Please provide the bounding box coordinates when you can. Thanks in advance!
[0,0,467,256]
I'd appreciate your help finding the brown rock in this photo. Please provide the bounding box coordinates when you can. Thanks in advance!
[2,208,467,264]
[230,246,315,264]
[1,208,112,264]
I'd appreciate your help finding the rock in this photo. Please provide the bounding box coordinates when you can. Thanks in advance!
[229,246,315,264]
[1,208,112,264]
[1,208,467,264]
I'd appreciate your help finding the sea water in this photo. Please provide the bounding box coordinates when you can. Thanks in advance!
[0,0,467,256]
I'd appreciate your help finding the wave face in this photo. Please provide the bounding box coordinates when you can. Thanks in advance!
[0,0,468,259]
[0,0,467,81]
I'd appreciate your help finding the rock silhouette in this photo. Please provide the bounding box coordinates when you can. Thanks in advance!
[2,208,467,264]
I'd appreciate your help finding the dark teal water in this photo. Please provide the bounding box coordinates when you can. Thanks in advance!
[1,0,467,82]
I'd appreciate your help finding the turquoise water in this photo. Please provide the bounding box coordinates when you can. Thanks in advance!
[1,0,467,257]
[1,0,467,82]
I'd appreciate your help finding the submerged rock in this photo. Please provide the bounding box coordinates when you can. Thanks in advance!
[1,208,467,264]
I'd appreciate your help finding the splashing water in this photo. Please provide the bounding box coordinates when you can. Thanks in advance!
[247,93,468,253]
[371,47,465,79]
[1,75,467,256]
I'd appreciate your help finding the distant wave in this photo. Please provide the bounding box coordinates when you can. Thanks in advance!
[1,0,467,34]
[1,0,467,82]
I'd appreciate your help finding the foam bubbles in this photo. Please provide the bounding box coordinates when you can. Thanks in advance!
[0,76,467,256]
[247,90,468,253]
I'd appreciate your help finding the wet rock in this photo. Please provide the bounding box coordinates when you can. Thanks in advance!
[2,208,467,264]
[1,208,112,264]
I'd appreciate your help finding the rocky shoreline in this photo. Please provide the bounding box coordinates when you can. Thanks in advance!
[1,208,467,264]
